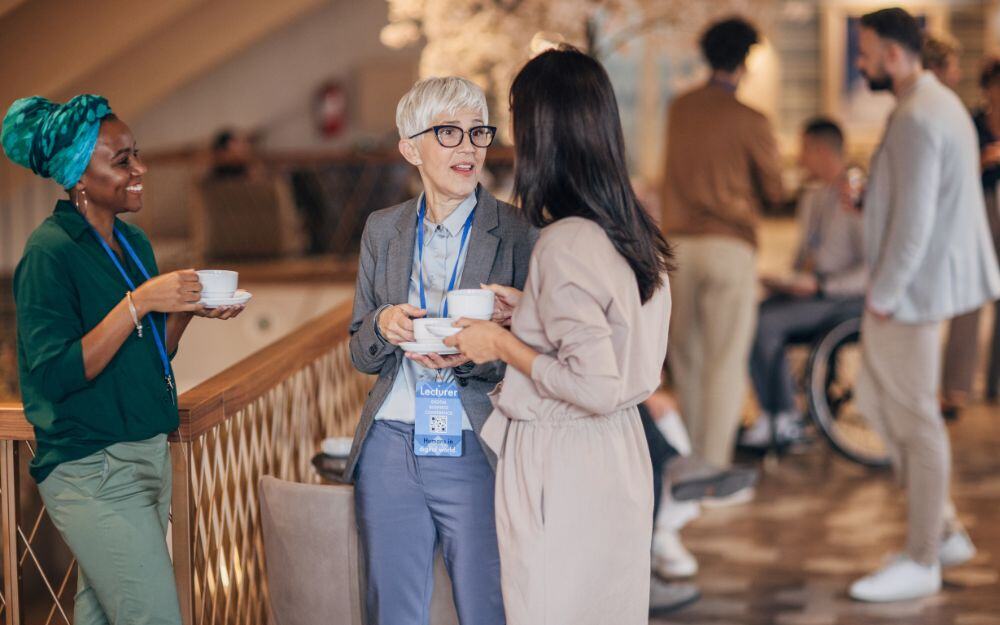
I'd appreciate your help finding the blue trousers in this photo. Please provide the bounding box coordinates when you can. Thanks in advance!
[354,420,505,625]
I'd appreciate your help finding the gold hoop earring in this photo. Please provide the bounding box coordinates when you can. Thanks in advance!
[74,189,89,214]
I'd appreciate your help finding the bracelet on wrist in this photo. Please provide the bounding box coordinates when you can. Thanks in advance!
[126,291,143,338]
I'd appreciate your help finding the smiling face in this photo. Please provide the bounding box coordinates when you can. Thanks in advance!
[399,107,486,204]
[76,116,147,214]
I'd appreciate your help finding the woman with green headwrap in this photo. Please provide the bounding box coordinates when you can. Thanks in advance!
[2,95,244,624]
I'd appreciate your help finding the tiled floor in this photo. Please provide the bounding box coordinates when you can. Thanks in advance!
[654,404,1000,625]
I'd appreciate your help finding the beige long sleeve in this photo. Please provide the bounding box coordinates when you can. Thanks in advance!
[529,243,623,416]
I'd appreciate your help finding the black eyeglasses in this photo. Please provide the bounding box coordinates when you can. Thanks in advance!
[409,125,497,148]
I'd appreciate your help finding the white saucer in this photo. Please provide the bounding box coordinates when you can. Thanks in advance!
[200,289,252,308]
[321,436,353,457]
[400,341,459,356]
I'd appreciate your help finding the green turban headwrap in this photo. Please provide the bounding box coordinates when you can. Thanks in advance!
[1,94,113,189]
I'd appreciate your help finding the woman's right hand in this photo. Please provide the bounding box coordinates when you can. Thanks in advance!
[132,269,202,314]
[483,284,523,327]
[377,304,426,345]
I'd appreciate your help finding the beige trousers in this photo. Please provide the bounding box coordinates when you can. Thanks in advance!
[856,313,953,564]
[668,236,757,467]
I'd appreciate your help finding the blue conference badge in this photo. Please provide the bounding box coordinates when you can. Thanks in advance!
[414,380,463,457]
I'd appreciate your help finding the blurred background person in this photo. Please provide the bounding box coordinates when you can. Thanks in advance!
[975,58,1000,400]
[922,31,962,90]
[631,176,755,613]
[662,16,785,469]
[924,31,984,419]
[208,128,261,180]
[742,118,866,448]
[640,385,758,616]
[849,8,998,602]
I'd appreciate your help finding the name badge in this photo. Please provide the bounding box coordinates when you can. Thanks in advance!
[414,380,463,457]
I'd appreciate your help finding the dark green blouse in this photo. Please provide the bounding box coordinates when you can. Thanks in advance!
[14,200,178,483]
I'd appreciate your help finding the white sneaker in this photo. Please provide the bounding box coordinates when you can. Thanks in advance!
[740,411,806,448]
[939,529,976,568]
[739,413,773,448]
[774,410,806,440]
[652,530,698,579]
[655,498,700,532]
[849,556,941,602]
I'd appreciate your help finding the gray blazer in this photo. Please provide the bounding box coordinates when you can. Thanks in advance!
[344,186,537,480]
[864,72,1000,323]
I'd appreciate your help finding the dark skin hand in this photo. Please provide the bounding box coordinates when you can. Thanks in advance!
[71,117,245,382]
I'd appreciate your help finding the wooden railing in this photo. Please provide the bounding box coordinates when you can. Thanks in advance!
[0,300,373,625]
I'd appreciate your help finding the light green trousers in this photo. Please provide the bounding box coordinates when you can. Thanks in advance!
[38,434,182,625]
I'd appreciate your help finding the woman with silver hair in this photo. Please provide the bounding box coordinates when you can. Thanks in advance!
[345,76,536,624]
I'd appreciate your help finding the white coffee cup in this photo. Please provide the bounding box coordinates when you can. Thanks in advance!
[447,289,494,320]
[426,323,461,339]
[197,270,238,298]
[413,318,455,343]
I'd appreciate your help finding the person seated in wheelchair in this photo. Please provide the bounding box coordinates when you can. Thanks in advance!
[742,118,867,449]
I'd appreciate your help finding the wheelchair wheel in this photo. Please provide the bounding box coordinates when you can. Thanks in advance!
[805,316,892,469]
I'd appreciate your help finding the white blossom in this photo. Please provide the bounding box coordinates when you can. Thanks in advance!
[382,0,779,139]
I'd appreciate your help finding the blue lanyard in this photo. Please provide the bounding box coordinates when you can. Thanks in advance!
[416,197,475,318]
[88,226,175,402]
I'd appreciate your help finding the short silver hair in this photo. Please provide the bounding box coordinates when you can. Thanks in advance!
[396,76,489,139]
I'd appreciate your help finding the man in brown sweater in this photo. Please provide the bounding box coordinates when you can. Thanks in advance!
[662,16,784,469]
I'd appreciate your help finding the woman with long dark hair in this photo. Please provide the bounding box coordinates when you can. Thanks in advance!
[445,47,673,624]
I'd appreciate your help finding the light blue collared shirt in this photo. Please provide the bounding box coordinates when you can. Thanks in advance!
[374,191,476,429]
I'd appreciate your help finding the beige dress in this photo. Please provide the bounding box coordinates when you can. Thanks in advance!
[480,217,672,625]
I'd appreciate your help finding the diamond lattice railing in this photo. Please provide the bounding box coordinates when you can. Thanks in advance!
[1,303,371,625]
[181,342,372,625]
[0,440,78,625]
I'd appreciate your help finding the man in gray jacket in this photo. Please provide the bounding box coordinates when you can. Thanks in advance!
[849,8,1000,603]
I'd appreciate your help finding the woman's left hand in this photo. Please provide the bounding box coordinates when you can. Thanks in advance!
[192,305,246,320]
[482,283,523,327]
[444,318,510,364]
